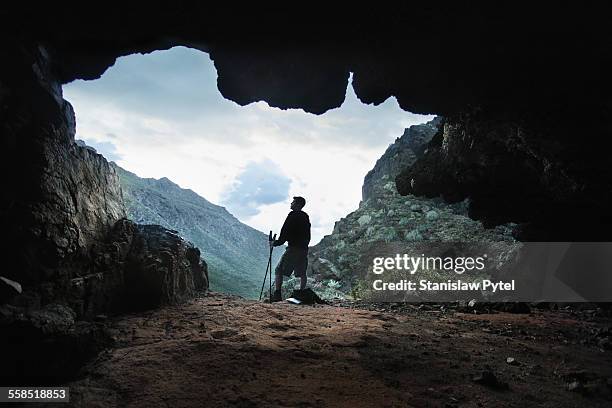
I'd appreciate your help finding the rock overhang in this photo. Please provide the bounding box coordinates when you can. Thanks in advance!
[4,4,610,117]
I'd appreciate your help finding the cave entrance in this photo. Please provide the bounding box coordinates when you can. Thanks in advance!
[63,46,434,299]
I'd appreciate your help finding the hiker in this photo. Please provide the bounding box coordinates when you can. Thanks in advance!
[270,196,311,302]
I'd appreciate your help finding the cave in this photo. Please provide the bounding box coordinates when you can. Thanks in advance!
[2,4,612,407]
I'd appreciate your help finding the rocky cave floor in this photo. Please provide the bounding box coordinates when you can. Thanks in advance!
[59,292,612,408]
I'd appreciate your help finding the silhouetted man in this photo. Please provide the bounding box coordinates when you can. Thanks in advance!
[271,196,311,302]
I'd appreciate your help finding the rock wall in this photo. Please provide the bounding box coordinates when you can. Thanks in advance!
[0,44,209,384]
[1,43,124,305]
[0,42,208,309]
[396,110,612,240]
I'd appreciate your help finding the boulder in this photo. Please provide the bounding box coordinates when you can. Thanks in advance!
[122,223,208,311]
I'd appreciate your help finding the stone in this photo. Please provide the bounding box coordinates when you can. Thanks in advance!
[597,337,611,350]
[121,223,208,311]
[405,229,423,241]
[289,288,326,305]
[506,357,520,366]
[472,370,509,390]
[383,181,396,192]
[425,210,439,220]
[500,302,531,314]
[357,215,372,226]
[567,381,584,392]
[0,276,22,298]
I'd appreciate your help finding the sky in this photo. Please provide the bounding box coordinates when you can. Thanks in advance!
[63,46,434,244]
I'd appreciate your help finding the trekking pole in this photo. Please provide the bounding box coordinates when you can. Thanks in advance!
[259,231,275,301]
[258,254,271,301]
[268,233,276,303]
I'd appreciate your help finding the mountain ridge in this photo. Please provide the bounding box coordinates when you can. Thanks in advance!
[113,164,281,298]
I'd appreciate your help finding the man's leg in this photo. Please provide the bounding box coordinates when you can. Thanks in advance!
[272,249,290,302]
[297,249,308,290]
[275,270,283,292]
[271,271,283,302]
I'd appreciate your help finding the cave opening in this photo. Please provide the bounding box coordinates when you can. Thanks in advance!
[62,45,435,298]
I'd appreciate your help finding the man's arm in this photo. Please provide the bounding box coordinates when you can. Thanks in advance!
[273,213,293,246]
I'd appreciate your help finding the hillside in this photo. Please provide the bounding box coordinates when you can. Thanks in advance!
[307,117,517,299]
[115,165,281,298]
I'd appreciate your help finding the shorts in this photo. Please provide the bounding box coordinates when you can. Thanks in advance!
[275,246,308,278]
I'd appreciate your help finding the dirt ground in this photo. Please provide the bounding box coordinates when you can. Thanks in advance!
[64,292,612,407]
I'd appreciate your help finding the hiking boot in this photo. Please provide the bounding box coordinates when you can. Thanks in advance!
[271,290,282,302]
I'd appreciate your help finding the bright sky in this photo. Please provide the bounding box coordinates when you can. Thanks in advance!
[63,46,433,244]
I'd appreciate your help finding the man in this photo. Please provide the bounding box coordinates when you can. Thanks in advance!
[271,196,311,302]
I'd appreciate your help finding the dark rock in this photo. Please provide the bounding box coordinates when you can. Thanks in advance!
[472,370,509,390]
[122,223,208,311]
[76,218,209,315]
[289,288,327,305]
[567,381,584,392]
[597,337,611,350]
[506,357,520,366]
[0,303,111,385]
[396,110,612,241]
[0,276,23,304]
[493,302,531,314]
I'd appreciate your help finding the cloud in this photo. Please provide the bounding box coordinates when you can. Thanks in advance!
[221,160,291,217]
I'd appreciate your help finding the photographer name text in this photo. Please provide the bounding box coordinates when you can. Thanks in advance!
[372,279,515,292]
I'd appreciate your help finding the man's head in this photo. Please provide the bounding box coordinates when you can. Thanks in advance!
[290,196,306,210]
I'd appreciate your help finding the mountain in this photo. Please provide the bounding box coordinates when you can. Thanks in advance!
[114,164,281,299]
[306,117,517,300]
[362,116,442,201]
